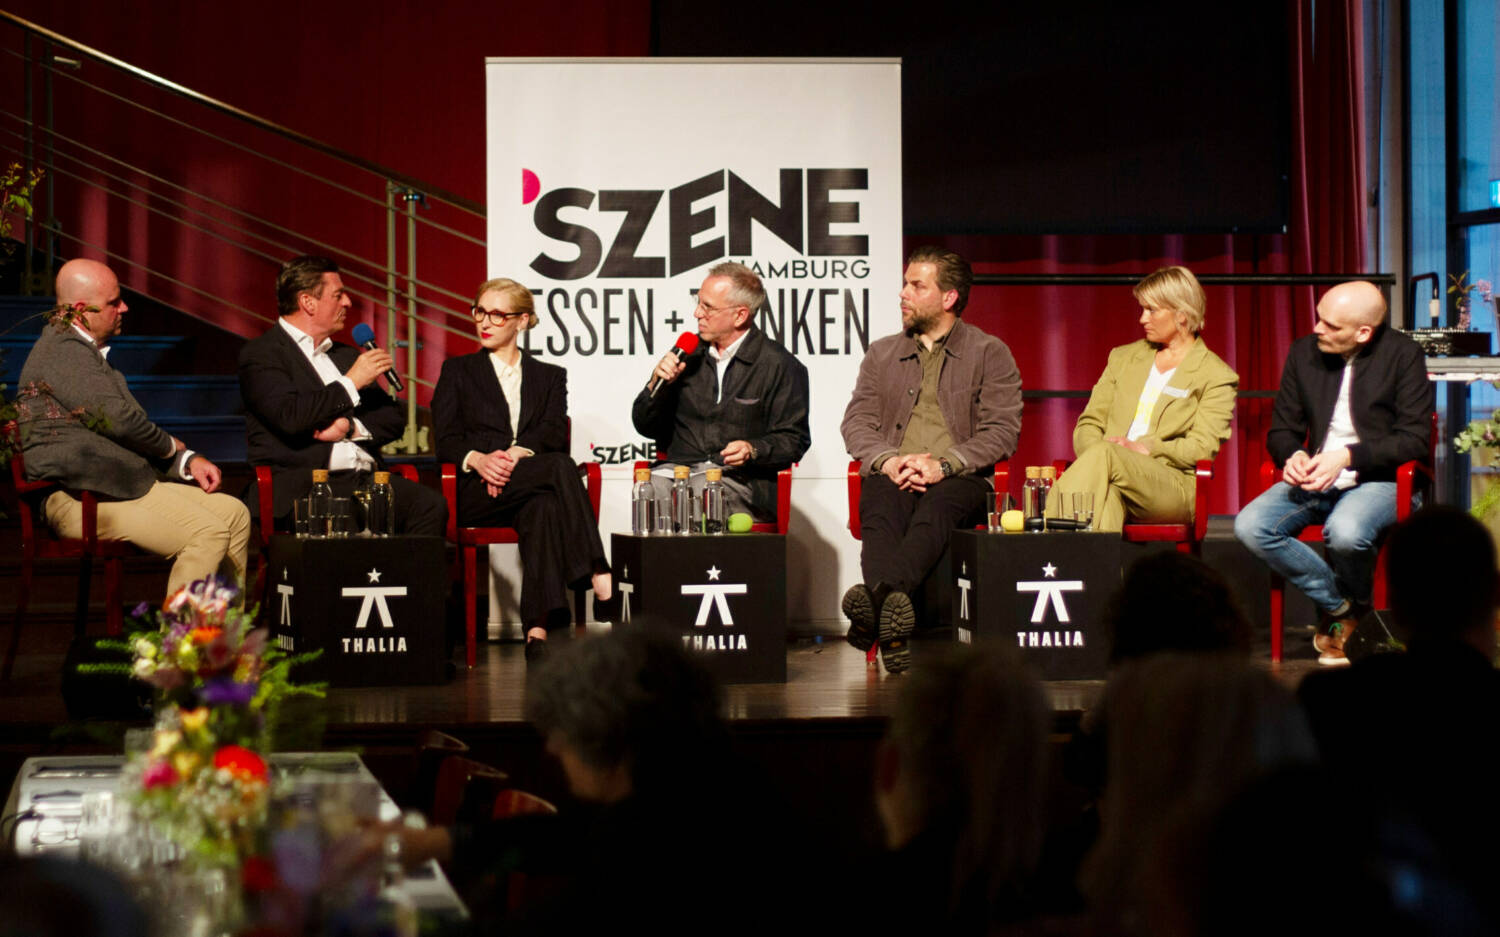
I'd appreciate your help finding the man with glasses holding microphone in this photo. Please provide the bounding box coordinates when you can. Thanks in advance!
[631,261,810,525]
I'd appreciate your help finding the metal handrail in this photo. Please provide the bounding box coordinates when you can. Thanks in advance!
[0,9,483,216]
[0,116,480,313]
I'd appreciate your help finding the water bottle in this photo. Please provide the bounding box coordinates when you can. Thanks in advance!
[1022,466,1045,531]
[309,469,334,538]
[702,467,726,534]
[671,464,694,534]
[369,471,395,536]
[632,467,656,535]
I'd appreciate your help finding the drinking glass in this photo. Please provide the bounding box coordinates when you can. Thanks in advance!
[327,498,354,537]
[293,496,315,538]
[986,490,1001,532]
[353,483,375,537]
[1072,492,1095,530]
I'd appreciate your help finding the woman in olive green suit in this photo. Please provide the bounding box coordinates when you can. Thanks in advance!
[1051,266,1238,532]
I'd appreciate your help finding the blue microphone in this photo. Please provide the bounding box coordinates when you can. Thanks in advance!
[350,323,403,393]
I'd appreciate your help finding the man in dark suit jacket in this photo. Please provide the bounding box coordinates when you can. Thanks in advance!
[237,256,445,534]
[16,258,250,595]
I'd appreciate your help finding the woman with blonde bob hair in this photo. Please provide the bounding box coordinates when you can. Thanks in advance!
[1050,266,1238,531]
[432,277,616,663]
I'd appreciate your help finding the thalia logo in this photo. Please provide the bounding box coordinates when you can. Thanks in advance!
[680,565,748,651]
[340,568,409,654]
[1015,562,1083,624]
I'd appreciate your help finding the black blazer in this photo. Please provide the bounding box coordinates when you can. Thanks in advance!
[431,350,569,469]
[238,323,406,517]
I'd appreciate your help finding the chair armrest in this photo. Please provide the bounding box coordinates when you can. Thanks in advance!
[1193,459,1214,543]
[391,464,419,483]
[1258,459,1277,491]
[847,460,863,540]
[440,463,459,541]
[582,461,602,520]
[1396,459,1432,522]
[255,465,275,549]
[1051,458,1071,477]
[993,460,1010,501]
[775,466,793,536]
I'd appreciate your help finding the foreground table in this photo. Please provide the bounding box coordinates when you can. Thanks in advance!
[950,529,1119,680]
[5,752,468,924]
[611,532,787,683]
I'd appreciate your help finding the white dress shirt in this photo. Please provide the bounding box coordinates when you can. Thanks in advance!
[1320,358,1360,489]
[278,318,375,472]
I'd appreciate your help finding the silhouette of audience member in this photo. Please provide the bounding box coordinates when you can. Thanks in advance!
[1080,653,1316,936]
[1298,506,1500,926]
[0,856,150,937]
[1143,765,1492,937]
[391,625,808,936]
[864,643,1052,934]
[1103,551,1253,663]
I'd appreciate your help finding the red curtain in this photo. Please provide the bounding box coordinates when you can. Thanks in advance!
[4,0,1369,515]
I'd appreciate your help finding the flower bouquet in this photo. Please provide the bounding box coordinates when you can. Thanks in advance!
[105,577,324,870]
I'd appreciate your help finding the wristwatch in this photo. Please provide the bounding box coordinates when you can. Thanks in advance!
[939,458,954,479]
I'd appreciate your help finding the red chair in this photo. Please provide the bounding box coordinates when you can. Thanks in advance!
[846,459,1011,666]
[441,459,602,669]
[3,421,135,681]
[1258,413,1436,663]
[1049,457,1217,555]
[631,460,794,535]
[252,463,421,602]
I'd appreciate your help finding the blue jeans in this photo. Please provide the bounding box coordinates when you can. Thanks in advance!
[1233,481,1398,613]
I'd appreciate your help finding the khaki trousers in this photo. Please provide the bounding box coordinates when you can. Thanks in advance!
[46,481,252,596]
[1049,443,1193,533]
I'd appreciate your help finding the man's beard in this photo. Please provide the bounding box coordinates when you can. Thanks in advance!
[903,306,939,335]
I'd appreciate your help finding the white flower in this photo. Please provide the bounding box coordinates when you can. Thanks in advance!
[134,638,157,660]
[132,658,157,679]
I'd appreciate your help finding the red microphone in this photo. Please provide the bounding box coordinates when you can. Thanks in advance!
[648,332,700,398]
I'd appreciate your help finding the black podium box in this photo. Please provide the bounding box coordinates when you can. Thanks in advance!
[949,530,1118,680]
[267,535,448,687]
[611,533,786,684]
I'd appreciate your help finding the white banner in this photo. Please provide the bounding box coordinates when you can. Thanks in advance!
[484,58,902,628]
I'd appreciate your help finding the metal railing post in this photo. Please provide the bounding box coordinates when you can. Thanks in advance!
[395,189,427,453]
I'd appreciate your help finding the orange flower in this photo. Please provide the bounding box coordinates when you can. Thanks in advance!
[213,745,268,782]
[188,626,224,645]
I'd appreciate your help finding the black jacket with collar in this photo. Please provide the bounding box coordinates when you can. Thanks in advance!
[1266,325,1433,482]
[430,350,569,464]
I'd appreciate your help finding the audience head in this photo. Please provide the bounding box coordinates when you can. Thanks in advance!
[525,623,725,803]
[54,258,128,344]
[0,855,150,937]
[1132,266,1206,335]
[875,643,1051,917]
[1388,505,1500,652]
[1104,551,1252,663]
[905,245,974,317]
[1082,653,1316,929]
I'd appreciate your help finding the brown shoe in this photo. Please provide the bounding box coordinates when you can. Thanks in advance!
[1318,617,1357,666]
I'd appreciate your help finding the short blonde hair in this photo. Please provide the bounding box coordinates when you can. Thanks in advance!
[474,277,537,330]
[1132,266,1206,334]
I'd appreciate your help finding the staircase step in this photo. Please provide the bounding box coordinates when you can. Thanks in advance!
[123,375,241,416]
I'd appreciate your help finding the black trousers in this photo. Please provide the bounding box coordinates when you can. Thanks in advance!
[858,473,990,595]
[455,452,605,628]
[325,471,447,537]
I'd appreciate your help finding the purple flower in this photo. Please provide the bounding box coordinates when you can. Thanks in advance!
[199,678,256,706]
[131,601,150,619]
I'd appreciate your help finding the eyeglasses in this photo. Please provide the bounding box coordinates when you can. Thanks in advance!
[694,298,745,318]
[472,306,529,323]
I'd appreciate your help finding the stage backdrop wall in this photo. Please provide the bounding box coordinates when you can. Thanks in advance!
[483,58,902,632]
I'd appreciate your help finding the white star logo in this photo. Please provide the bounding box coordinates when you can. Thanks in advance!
[1042,563,1057,578]
[282,566,288,580]
[961,561,968,575]
[706,565,722,581]
[367,568,383,583]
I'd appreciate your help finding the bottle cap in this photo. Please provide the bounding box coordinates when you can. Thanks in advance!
[634,467,651,483]
[1041,466,1057,480]
[373,471,390,484]
[312,469,329,482]
[1025,465,1041,478]
[673,464,691,479]
[705,467,722,482]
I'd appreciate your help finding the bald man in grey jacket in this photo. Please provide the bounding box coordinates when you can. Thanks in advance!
[15,259,249,595]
